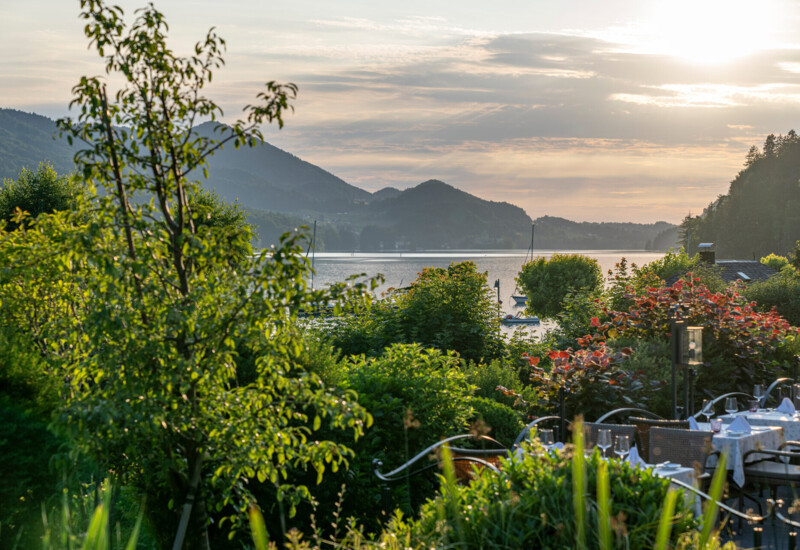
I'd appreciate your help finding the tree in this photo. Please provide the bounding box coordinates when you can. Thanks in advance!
[398,261,503,362]
[52,2,375,547]
[0,162,83,230]
[516,253,603,319]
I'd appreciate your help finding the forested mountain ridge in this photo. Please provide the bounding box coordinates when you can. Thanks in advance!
[533,216,678,250]
[1,108,677,251]
[681,131,800,259]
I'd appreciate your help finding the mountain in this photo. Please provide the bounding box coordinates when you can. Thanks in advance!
[357,180,532,250]
[0,108,677,251]
[531,216,679,251]
[0,109,75,180]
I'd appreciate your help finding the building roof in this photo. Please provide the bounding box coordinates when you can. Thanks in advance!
[664,260,777,287]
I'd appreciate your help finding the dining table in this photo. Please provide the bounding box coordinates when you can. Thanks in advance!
[721,409,800,442]
[697,422,784,487]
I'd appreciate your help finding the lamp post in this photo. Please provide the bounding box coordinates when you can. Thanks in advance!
[670,303,703,419]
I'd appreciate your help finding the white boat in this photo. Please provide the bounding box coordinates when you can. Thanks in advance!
[511,223,535,306]
[500,312,540,325]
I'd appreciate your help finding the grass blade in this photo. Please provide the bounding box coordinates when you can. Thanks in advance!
[572,416,586,550]
[699,451,728,548]
[597,459,612,550]
[249,505,270,550]
[654,489,679,550]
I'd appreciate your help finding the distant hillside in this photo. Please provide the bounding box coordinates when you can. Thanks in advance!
[358,179,533,250]
[531,216,679,250]
[682,131,800,259]
[0,109,74,179]
[0,108,678,251]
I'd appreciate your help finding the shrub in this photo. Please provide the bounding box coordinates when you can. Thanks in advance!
[744,266,800,327]
[605,278,800,394]
[402,446,697,548]
[295,344,476,532]
[760,253,790,272]
[517,253,603,319]
[326,261,504,362]
[636,249,727,292]
[398,261,504,362]
[468,397,525,447]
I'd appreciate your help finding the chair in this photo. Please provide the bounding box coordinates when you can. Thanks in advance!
[630,417,691,463]
[584,422,637,456]
[649,427,714,474]
[742,441,800,499]
[447,446,509,482]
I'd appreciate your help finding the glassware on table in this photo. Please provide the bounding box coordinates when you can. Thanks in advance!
[614,435,630,461]
[749,399,759,413]
[539,429,555,451]
[725,397,738,416]
[793,385,800,412]
[710,418,722,433]
[700,399,715,424]
[597,429,612,458]
[754,384,765,407]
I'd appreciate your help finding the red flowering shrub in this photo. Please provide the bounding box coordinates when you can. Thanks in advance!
[602,276,800,392]
[500,330,641,421]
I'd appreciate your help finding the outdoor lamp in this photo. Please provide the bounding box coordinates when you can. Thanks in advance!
[679,326,703,366]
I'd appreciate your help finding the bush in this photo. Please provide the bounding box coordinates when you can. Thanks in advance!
[761,253,790,272]
[293,344,476,533]
[468,397,524,447]
[326,261,504,362]
[744,266,800,327]
[402,446,697,548]
[398,262,504,362]
[517,253,603,319]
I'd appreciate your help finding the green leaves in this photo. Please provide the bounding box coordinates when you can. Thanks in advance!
[517,253,604,320]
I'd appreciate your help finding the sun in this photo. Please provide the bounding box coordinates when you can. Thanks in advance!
[639,0,781,64]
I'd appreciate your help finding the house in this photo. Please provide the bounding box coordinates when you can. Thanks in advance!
[664,243,777,286]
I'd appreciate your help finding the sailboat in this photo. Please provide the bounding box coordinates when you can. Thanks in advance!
[511,223,534,306]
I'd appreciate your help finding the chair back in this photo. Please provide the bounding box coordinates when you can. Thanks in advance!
[649,427,713,474]
[630,417,690,463]
[584,422,637,453]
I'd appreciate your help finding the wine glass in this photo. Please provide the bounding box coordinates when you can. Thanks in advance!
[754,384,765,407]
[700,399,715,425]
[539,429,555,452]
[725,397,738,416]
[597,429,612,458]
[614,435,631,461]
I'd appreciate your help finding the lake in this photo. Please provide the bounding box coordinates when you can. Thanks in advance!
[307,250,665,321]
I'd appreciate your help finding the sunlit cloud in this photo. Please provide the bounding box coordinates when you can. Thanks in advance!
[5,1,800,224]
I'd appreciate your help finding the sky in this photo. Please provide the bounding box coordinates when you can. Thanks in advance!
[3,0,800,223]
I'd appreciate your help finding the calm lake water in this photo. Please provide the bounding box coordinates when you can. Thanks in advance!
[307,250,665,324]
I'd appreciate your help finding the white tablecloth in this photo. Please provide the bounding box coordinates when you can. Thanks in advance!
[653,464,700,515]
[699,423,784,486]
[721,410,800,442]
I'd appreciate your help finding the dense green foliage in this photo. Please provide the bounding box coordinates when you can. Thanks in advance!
[402,447,697,549]
[517,253,603,319]
[296,344,475,533]
[760,253,790,272]
[681,130,800,258]
[744,266,800,327]
[0,162,83,230]
[327,261,503,362]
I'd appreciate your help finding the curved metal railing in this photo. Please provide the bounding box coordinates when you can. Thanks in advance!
[762,377,795,407]
[372,434,505,482]
[595,407,664,423]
